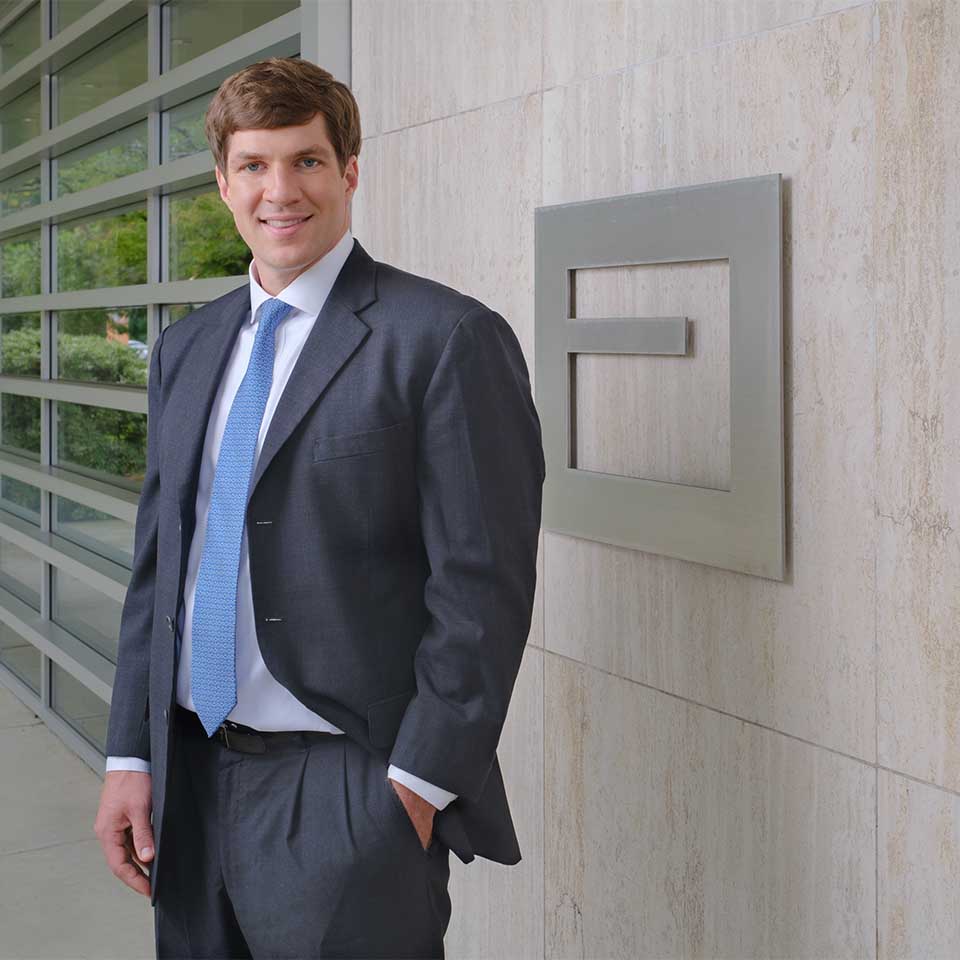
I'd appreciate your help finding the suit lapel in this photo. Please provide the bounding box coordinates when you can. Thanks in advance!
[249,239,377,495]
[171,237,378,512]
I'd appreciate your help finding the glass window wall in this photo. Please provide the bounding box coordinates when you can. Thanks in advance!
[56,204,147,291]
[54,17,148,125]
[56,400,147,491]
[0,166,41,215]
[53,495,134,568]
[55,121,149,196]
[0,3,41,73]
[56,306,148,385]
[52,661,109,751]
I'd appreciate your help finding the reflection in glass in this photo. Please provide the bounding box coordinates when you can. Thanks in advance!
[163,0,299,71]
[56,204,147,291]
[0,3,41,73]
[56,121,148,196]
[0,476,41,525]
[54,495,134,568]
[164,90,214,161]
[0,166,41,215]
[0,536,41,610]
[0,621,40,694]
[55,17,147,125]
[0,231,41,297]
[51,661,110,751]
[168,184,250,280]
[0,84,41,152]
[0,394,40,460]
[0,313,41,376]
[56,400,146,492]
[54,0,102,34]
[56,307,148,385]
[164,302,205,328]
[53,567,122,663]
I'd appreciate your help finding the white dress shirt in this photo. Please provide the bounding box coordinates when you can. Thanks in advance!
[106,227,457,811]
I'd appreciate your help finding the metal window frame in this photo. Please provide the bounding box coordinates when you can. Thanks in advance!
[0,0,351,766]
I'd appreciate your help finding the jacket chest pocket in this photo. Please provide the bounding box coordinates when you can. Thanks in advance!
[312,417,413,463]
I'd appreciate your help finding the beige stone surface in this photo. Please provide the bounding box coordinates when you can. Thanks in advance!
[446,645,543,959]
[542,5,877,763]
[351,0,541,137]
[545,652,875,959]
[874,0,960,794]
[351,93,542,392]
[542,0,868,88]
[879,770,960,960]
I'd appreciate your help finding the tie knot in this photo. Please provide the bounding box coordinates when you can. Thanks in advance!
[258,298,293,333]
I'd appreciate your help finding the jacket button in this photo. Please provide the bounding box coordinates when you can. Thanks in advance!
[163,707,168,721]
[166,615,174,631]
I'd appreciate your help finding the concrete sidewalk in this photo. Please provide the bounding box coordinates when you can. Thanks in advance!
[0,683,155,960]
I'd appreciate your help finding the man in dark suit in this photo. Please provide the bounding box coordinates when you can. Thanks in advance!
[92,57,544,959]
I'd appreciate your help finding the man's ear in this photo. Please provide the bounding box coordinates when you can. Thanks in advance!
[215,165,230,205]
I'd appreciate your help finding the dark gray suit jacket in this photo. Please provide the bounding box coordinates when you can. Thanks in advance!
[104,238,545,905]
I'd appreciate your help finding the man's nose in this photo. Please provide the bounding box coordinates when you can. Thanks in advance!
[263,167,302,203]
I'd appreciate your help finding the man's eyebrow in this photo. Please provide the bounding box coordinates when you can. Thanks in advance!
[234,144,331,162]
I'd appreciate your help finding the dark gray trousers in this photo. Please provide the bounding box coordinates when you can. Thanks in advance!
[153,705,451,959]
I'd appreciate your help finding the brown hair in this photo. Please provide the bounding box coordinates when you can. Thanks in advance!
[204,57,362,178]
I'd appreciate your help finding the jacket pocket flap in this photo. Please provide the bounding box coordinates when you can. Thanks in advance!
[367,688,415,748]
[313,418,412,462]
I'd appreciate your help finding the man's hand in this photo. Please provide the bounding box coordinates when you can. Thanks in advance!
[93,770,155,897]
[388,777,436,850]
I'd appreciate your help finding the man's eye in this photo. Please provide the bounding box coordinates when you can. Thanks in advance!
[244,162,261,172]
[301,158,320,167]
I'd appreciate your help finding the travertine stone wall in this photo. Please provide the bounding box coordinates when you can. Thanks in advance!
[345,2,959,957]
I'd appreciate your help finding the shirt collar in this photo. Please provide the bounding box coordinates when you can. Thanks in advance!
[247,228,355,324]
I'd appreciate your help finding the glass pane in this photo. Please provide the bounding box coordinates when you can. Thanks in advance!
[55,121,148,196]
[51,662,109,752]
[0,393,40,459]
[168,184,250,280]
[0,230,41,297]
[0,621,40,694]
[0,535,41,609]
[163,302,204,328]
[0,83,41,152]
[54,495,134,567]
[0,165,41,215]
[56,400,146,492]
[52,567,121,663]
[1,312,40,376]
[55,17,147,125]
[0,3,41,73]
[54,0,102,34]
[163,90,214,162]
[0,475,41,524]
[56,204,147,292]
[163,0,299,71]
[56,306,148,385]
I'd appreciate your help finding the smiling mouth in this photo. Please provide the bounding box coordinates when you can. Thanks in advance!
[260,215,312,226]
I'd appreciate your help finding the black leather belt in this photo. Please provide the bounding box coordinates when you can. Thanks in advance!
[175,704,340,754]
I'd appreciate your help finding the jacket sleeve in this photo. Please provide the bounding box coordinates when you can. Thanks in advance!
[104,325,167,761]
[387,305,545,802]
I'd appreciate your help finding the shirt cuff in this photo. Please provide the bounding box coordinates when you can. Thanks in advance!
[387,764,457,810]
[105,756,152,775]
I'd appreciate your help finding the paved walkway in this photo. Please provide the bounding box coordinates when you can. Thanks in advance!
[0,682,154,960]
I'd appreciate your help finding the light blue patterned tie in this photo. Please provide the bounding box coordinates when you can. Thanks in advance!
[191,297,294,736]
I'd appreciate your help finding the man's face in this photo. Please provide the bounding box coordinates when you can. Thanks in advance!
[215,112,358,295]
